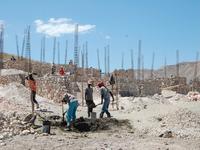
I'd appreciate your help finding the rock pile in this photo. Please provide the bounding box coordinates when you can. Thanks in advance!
[161,109,200,138]
[187,91,200,101]
[0,112,37,141]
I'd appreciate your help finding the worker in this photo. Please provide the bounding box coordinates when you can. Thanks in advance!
[62,94,79,130]
[85,80,95,117]
[10,56,16,62]
[97,81,114,118]
[25,73,39,114]
[59,66,65,76]
[51,62,56,75]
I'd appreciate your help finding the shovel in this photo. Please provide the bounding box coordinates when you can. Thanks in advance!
[88,102,102,109]
[61,102,66,126]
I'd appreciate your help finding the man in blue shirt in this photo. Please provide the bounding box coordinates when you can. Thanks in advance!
[97,82,114,118]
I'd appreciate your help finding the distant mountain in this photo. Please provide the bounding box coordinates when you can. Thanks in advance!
[153,61,199,82]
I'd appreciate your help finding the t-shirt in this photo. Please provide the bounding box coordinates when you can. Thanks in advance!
[85,87,93,101]
[28,80,36,92]
[100,87,110,100]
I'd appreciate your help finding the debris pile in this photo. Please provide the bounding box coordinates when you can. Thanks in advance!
[160,109,200,138]
[0,112,37,141]
[73,117,132,132]
[187,91,200,101]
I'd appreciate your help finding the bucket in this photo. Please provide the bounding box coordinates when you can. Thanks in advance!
[91,112,96,123]
[42,120,51,134]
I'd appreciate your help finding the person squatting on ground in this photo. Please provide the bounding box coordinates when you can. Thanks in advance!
[25,73,39,114]
[85,80,95,117]
[63,94,79,130]
[97,81,114,118]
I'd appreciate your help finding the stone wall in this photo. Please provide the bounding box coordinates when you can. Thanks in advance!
[3,58,100,82]
[0,73,80,103]
[116,76,189,97]
[36,76,66,102]
[36,75,80,103]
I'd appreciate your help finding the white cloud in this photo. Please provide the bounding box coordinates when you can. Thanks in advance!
[105,35,111,40]
[34,18,96,37]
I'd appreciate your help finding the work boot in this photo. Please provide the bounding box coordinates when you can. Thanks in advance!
[100,112,104,118]
[88,112,90,118]
[106,111,111,118]
[36,103,39,109]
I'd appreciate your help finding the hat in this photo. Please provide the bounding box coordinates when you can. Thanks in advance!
[88,79,93,85]
[69,94,75,100]
[97,81,104,88]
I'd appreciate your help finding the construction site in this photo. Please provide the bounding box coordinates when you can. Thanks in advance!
[1,2,200,149]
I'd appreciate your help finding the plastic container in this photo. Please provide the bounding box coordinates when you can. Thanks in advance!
[42,120,51,134]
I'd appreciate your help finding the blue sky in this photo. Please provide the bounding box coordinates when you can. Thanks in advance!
[0,0,200,71]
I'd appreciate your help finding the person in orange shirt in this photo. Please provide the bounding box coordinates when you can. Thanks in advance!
[26,73,39,114]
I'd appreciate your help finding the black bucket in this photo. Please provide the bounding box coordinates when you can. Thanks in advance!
[42,120,51,134]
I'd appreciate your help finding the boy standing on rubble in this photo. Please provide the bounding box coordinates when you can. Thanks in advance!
[97,81,114,118]
[25,73,39,114]
[85,80,95,117]
[63,94,79,130]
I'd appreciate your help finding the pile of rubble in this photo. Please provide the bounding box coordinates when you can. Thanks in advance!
[187,91,200,101]
[72,117,132,132]
[0,112,38,146]
[159,109,200,138]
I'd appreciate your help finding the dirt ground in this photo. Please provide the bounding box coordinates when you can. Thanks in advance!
[0,81,200,150]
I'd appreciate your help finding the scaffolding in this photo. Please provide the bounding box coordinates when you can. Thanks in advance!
[21,29,26,60]
[43,36,46,63]
[40,38,43,63]
[141,55,144,81]
[52,37,56,64]
[121,52,124,69]
[57,41,60,65]
[150,52,155,79]
[15,35,20,59]
[74,24,79,66]
[164,57,167,78]
[130,49,134,80]
[97,48,100,70]
[65,40,68,65]
[176,50,179,77]
[85,41,88,68]
[107,44,110,75]
[137,40,141,80]
[104,46,107,75]
[24,25,32,73]
[0,24,4,69]
[194,52,199,80]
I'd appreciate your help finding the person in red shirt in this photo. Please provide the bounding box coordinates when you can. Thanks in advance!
[59,67,65,76]
[26,73,39,114]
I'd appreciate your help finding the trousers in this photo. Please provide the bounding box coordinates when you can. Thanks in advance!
[66,100,78,127]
